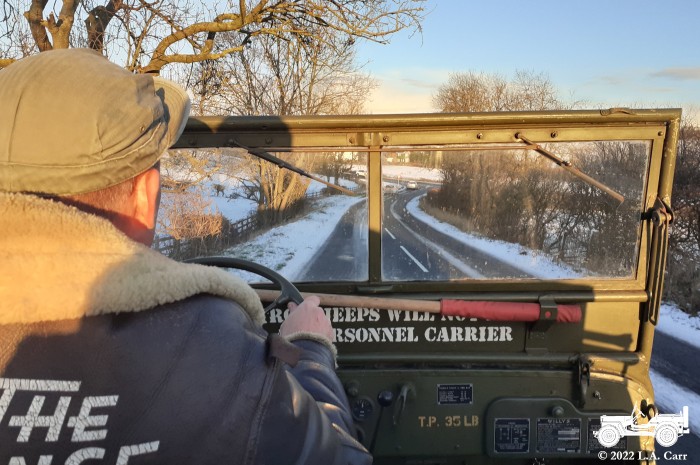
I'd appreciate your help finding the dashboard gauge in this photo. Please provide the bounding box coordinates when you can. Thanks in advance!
[351,397,375,422]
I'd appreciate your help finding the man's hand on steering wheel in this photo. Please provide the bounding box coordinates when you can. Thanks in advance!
[280,296,335,342]
[184,256,333,342]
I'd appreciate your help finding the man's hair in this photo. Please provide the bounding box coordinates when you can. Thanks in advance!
[58,161,160,222]
[58,177,137,223]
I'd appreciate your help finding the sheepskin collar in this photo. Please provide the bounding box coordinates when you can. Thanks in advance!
[0,193,264,325]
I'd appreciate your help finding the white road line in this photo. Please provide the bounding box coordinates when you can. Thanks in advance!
[384,228,396,240]
[389,198,485,278]
[400,246,429,272]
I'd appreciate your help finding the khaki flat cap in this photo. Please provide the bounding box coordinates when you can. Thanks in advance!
[0,48,190,195]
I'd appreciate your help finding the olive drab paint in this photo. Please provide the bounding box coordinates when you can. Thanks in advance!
[178,110,681,462]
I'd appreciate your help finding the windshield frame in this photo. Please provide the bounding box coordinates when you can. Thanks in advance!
[171,109,681,296]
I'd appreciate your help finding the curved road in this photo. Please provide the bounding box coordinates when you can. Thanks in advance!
[302,187,532,281]
[385,188,533,279]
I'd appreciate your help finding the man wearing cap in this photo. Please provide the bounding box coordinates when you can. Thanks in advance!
[0,49,371,464]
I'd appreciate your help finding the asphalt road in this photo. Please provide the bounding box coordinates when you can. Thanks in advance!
[298,201,368,281]
[650,332,700,462]
[301,187,532,281]
[385,188,532,279]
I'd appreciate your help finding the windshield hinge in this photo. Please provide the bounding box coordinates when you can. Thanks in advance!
[645,198,673,325]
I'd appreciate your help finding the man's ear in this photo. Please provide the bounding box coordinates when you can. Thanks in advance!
[131,167,161,230]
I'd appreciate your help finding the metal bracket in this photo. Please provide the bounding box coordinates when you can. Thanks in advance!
[531,296,559,334]
[645,198,673,325]
[577,356,592,407]
[525,297,559,354]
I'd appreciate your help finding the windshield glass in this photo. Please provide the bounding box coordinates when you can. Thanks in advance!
[382,141,650,281]
[155,139,650,284]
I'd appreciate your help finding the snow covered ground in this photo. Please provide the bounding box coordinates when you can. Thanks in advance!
[222,194,364,280]
[652,303,700,432]
[405,196,581,279]
[656,303,700,350]
[654,303,699,426]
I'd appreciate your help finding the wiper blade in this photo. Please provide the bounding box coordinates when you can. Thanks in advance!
[516,133,624,204]
[232,140,357,196]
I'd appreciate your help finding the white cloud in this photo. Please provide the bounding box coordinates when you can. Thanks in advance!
[651,67,700,81]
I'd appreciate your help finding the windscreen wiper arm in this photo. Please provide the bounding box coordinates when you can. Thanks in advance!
[232,140,357,196]
[516,133,624,204]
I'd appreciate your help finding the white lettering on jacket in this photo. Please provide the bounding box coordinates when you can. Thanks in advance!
[1,377,160,464]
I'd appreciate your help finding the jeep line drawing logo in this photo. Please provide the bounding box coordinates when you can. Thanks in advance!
[593,406,690,448]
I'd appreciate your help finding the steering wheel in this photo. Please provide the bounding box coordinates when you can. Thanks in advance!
[184,256,304,313]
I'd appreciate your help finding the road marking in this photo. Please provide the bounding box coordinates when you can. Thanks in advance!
[389,198,485,278]
[384,228,396,240]
[400,246,429,272]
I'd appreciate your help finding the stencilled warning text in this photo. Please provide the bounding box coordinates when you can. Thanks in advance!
[267,307,514,343]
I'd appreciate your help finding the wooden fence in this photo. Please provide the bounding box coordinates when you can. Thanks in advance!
[154,184,363,258]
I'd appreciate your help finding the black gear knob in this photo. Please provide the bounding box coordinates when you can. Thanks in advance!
[377,390,394,407]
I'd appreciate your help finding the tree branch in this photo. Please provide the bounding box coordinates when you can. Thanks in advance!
[139,0,424,74]
[0,57,17,68]
[141,15,247,73]
[85,0,123,52]
[24,0,52,52]
[52,0,80,48]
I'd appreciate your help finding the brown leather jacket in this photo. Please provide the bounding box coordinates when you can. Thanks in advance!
[0,193,371,464]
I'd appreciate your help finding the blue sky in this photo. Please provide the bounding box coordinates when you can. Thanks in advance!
[356,0,700,116]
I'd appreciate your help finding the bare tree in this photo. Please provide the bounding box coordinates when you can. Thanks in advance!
[0,0,425,73]
[433,70,570,113]
[0,0,421,252]
[672,121,700,253]
[181,23,375,216]
[430,70,606,271]
[187,20,376,116]
[666,119,700,312]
